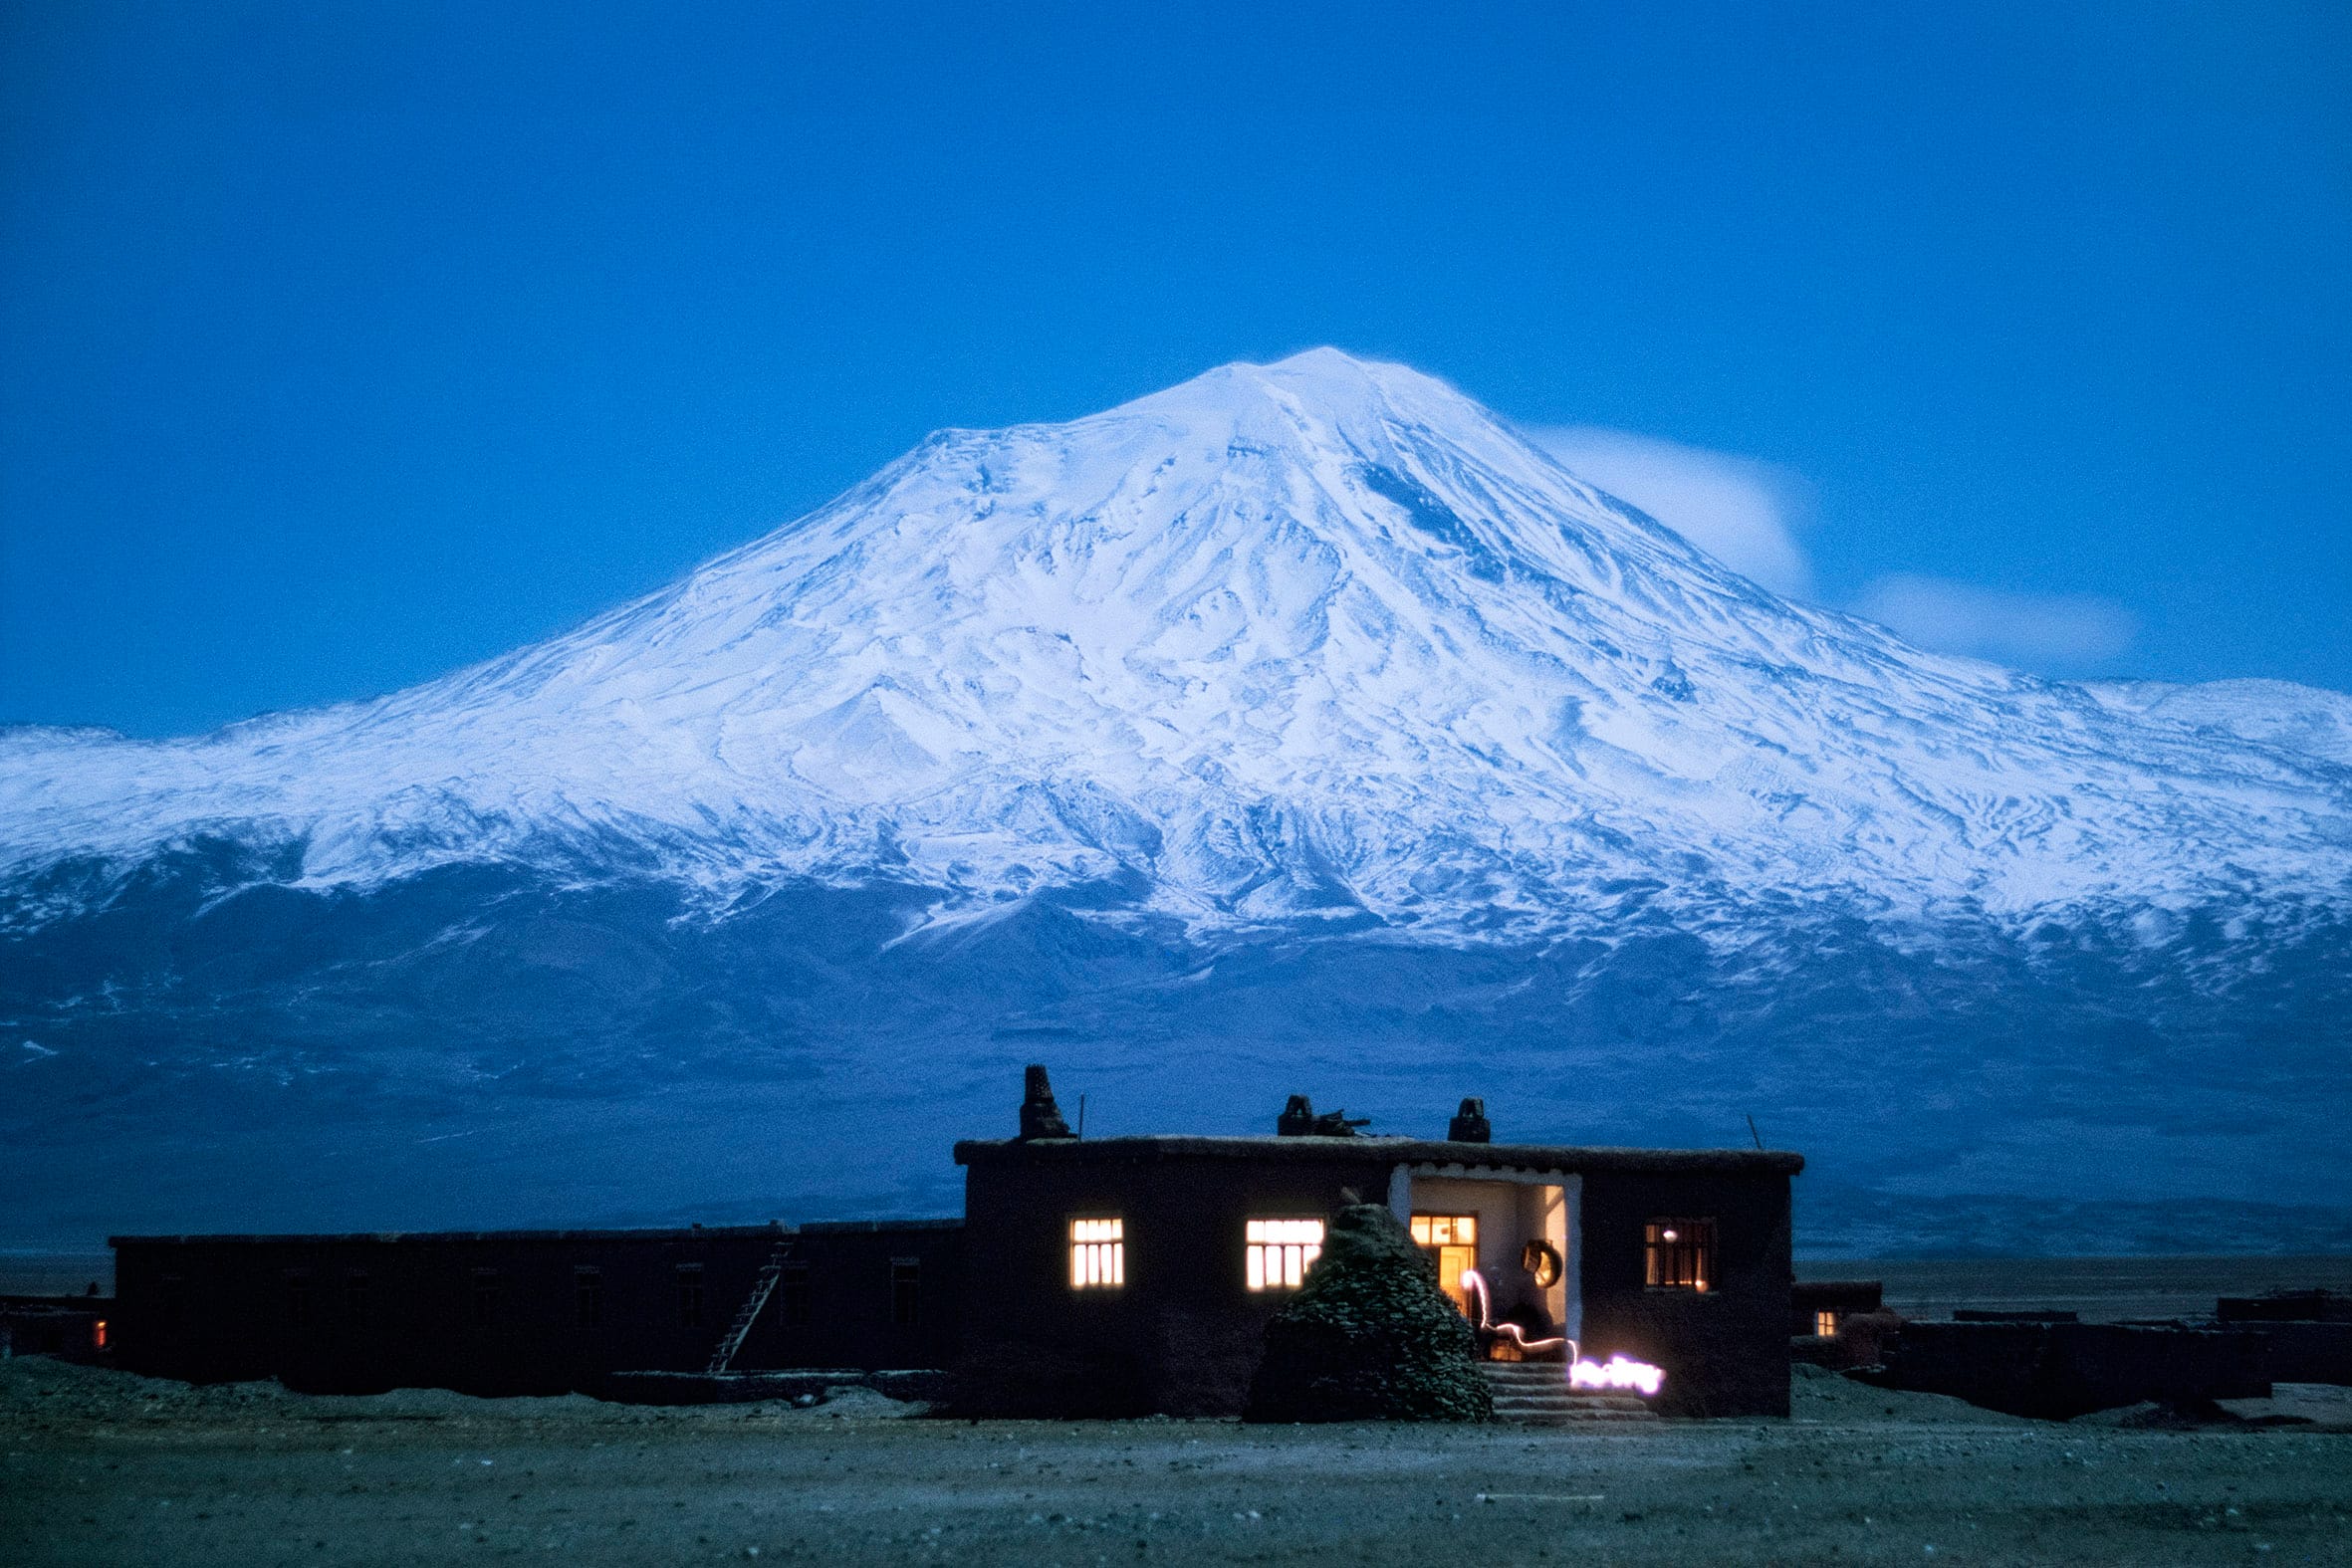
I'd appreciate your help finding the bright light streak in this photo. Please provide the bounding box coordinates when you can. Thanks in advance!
[1570,1355,1664,1397]
[1459,1268,1570,1357]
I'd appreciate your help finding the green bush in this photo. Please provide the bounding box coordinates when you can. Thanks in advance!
[1244,1201,1494,1422]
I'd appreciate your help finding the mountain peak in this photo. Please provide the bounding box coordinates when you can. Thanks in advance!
[1,354,2345,941]
[7,353,2346,1259]
[1090,346,1495,454]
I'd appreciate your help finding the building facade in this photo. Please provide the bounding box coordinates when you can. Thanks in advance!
[107,1070,1801,1418]
[110,1219,961,1396]
[956,1122,1800,1417]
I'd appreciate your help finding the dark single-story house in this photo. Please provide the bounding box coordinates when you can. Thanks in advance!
[110,1219,962,1398]
[107,1068,1802,1418]
[1791,1279,1883,1341]
[956,1075,1801,1418]
[1,1292,113,1363]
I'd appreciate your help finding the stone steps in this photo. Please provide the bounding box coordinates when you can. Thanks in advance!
[1481,1363,1659,1424]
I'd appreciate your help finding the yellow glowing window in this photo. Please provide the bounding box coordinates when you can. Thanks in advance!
[1245,1219,1325,1290]
[1069,1218,1124,1289]
[1815,1310,1839,1338]
[1644,1219,1715,1291]
[1411,1214,1480,1316]
[1409,1215,1477,1247]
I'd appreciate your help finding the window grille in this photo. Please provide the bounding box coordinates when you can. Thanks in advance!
[1814,1309,1839,1338]
[1644,1219,1715,1291]
[1069,1218,1124,1289]
[1409,1214,1478,1247]
[1245,1219,1324,1290]
[1410,1214,1480,1315]
[890,1259,920,1326]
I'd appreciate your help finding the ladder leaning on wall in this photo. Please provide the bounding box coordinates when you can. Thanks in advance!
[706,1237,797,1374]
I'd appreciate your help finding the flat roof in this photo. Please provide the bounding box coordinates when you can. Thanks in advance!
[110,1217,962,1247]
[954,1134,1804,1175]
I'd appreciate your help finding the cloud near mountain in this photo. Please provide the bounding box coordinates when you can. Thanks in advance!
[1519,424,1816,598]
[1523,421,2141,672]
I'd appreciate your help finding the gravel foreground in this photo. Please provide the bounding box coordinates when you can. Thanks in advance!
[3,1359,2349,1566]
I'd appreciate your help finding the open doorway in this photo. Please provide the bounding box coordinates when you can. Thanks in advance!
[1400,1172,1575,1359]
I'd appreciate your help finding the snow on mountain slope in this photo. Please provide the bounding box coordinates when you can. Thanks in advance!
[5,349,2350,1251]
[3,348,2347,941]
[2080,679,2352,767]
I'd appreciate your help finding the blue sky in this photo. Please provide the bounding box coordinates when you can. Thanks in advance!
[3,1,2346,737]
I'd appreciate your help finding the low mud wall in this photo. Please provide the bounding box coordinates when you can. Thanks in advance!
[599,1369,949,1406]
[1883,1322,2270,1420]
[2243,1322,2352,1385]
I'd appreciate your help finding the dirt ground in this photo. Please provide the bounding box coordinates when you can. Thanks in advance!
[3,1359,2349,1567]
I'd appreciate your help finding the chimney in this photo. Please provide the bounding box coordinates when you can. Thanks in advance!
[1448,1097,1492,1143]
[1277,1094,1367,1136]
[1019,1064,1074,1141]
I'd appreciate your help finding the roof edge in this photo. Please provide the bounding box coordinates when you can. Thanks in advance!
[953,1135,1803,1175]
[109,1218,963,1247]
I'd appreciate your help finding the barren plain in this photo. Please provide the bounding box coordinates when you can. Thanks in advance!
[4,1358,2349,1567]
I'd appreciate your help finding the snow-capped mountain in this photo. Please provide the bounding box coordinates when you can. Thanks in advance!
[8,348,2347,933]
[4,350,2348,1254]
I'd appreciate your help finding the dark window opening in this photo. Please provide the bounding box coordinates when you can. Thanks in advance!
[575,1269,603,1328]
[1644,1219,1716,1292]
[286,1273,314,1328]
[156,1274,185,1330]
[471,1270,502,1327]
[675,1266,705,1329]
[890,1260,920,1327]
[345,1272,370,1327]
[779,1263,812,1325]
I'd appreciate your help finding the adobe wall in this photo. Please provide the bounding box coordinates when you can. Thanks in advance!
[959,1148,1798,1420]
[112,1223,961,1396]
[1886,1321,2272,1419]
[956,1151,1400,1417]
[1574,1168,1794,1418]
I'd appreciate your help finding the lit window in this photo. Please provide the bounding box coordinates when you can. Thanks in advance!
[1245,1219,1325,1291]
[1644,1219,1715,1291]
[1069,1218,1124,1289]
[1410,1214,1477,1246]
[1814,1309,1839,1338]
[1411,1214,1480,1316]
[93,1319,108,1350]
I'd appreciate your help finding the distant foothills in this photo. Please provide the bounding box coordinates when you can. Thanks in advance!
[3,350,2347,1255]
